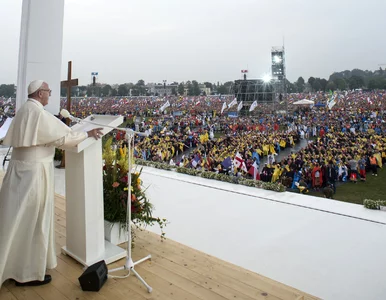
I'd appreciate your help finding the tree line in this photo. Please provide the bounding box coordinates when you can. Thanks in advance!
[1,67,385,97]
[287,67,386,93]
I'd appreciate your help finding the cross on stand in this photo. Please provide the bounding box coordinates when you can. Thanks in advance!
[57,61,79,168]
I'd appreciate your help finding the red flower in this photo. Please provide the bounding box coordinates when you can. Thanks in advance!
[112,182,120,188]
[131,194,137,202]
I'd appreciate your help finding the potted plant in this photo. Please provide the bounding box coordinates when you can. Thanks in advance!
[102,137,166,245]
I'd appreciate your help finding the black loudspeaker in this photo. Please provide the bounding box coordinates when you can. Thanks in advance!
[78,260,108,292]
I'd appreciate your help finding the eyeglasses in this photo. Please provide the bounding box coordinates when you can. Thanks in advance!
[40,89,52,95]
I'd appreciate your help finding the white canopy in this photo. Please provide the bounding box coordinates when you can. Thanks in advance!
[292,99,314,105]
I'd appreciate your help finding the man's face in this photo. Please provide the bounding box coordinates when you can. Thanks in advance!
[38,83,51,106]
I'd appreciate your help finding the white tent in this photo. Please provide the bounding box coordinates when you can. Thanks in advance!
[292,99,314,106]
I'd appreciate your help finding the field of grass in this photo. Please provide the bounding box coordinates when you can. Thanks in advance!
[308,167,385,205]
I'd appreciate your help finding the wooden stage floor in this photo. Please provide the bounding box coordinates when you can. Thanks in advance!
[0,177,319,300]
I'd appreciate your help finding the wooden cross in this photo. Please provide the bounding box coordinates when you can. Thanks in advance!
[57,61,78,168]
[61,61,78,125]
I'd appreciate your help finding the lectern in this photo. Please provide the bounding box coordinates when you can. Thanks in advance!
[61,114,126,266]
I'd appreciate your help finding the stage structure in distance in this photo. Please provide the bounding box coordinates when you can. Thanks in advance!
[271,46,287,112]
[231,77,275,115]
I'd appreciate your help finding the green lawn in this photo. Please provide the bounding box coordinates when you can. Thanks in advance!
[308,168,385,205]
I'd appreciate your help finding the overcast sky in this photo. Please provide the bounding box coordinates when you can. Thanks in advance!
[1,0,385,85]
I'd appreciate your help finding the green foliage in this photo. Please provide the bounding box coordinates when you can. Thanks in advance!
[348,75,365,89]
[192,80,201,96]
[178,82,185,95]
[216,81,233,95]
[103,138,167,240]
[296,77,305,92]
[0,84,15,97]
[363,199,386,210]
[368,77,386,89]
[326,81,337,91]
[102,84,112,96]
[54,148,63,161]
[118,84,128,96]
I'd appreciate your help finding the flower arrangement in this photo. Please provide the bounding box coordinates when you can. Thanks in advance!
[135,159,286,192]
[363,199,386,210]
[103,137,167,241]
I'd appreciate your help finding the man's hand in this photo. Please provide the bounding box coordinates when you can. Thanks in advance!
[87,128,104,140]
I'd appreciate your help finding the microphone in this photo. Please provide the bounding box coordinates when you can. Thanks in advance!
[60,109,82,122]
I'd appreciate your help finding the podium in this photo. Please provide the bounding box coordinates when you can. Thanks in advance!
[61,114,126,266]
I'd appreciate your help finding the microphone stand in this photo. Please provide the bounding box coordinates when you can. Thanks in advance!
[69,115,152,293]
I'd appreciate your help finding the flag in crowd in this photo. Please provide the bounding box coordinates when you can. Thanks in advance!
[249,100,257,112]
[221,102,227,114]
[237,101,243,112]
[228,98,237,109]
[160,100,170,112]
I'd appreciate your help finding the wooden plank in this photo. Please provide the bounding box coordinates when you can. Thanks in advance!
[6,284,44,300]
[55,222,67,238]
[31,284,70,300]
[0,188,319,300]
[0,287,18,300]
[120,266,202,300]
[134,232,310,300]
[54,195,66,212]
[54,213,66,228]
[131,248,280,300]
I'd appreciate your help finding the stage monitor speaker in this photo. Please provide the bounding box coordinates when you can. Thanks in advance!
[78,260,108,292]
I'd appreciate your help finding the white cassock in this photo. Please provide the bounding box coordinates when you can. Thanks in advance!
[0,99,88,286]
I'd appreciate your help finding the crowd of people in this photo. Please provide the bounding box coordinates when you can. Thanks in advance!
[1,89,386,196]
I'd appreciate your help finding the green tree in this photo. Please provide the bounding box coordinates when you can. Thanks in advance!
[296,77,305,92]
[285,80,296,93]
[320,79,328,91]
[136,80,145,86]
[118,84,128,96]
[216,82,233,95]
[204,82,213,90]
[134,80,146,95]
[348,76,364,90]
[308,77,316,91]
[192,80,201,96]
[313,78,322,91]
[111,89,118,96]
[0,84,15,97]
[333,77,346,90]
[368,77,386,89]
[86,86,93,96]
[186,81,194,96]
[326,81,337,91]
[102,84,111,96]
[216,85,227,94]
[178,82,185,95]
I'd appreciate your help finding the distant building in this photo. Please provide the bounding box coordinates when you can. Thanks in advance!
[199,84,211,96]
[147,83,178,96]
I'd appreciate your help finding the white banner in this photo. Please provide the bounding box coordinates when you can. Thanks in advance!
[237,101,243,112]
[249,100,257,112]
[160,100,170,112]
[228,98,237,109]
[221,102,227,114]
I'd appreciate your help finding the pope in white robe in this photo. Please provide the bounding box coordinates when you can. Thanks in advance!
[0,80,102,287]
